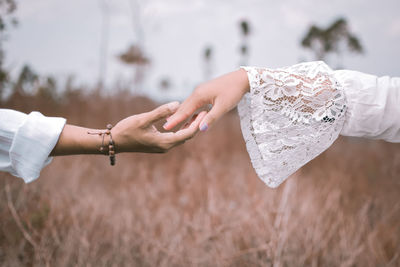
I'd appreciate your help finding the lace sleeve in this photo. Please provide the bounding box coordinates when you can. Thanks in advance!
[238,61,347,188]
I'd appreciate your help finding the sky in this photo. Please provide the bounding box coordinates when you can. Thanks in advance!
[4,0,400,101]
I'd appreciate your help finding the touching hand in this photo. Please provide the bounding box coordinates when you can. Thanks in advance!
[112,101,206,153]
[163,69,249,132]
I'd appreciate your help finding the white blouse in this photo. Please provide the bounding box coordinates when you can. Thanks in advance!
[0,109,65,183]
[0,61,399,186]
[238,61,400,188]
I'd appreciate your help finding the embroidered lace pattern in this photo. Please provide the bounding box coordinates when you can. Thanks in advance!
[238,61,347,188]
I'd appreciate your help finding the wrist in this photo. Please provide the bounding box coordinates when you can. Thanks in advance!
[110,127,124,154]
[85,127,111,155]
[238,68,250,94]
[87,125,116,165]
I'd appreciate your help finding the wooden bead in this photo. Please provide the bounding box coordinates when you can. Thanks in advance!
[88,124,116,165]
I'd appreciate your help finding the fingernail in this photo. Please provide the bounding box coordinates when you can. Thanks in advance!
[200,123,208,132]
[163,122,169,129]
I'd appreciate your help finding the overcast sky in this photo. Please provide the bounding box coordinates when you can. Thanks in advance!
[4,0,400,101]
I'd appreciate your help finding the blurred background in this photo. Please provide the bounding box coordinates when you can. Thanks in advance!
[0,0,399,266]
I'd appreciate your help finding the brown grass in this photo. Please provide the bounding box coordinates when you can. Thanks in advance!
[0,93,399,266]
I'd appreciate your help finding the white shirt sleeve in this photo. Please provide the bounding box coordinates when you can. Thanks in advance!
[0,109,66,183]
[238,61,399,188]
[334,70,400,142]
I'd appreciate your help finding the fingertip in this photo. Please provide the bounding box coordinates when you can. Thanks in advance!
[163,121,169,130]
[163,115,179,130]
[199,122,208,132]
[167,101,180,112]
[199,114,211,132]
[163,119,173,130]
[190,111,206,128]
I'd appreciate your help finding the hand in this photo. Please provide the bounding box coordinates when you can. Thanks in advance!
[112,102,206,153]
[163,69,249,132]
[51,102,206,156]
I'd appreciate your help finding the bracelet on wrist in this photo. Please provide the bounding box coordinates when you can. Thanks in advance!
[87,124,116,166]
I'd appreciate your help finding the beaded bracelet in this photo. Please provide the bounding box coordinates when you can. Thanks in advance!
[87,124,116,166]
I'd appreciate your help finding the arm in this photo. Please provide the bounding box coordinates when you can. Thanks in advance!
[1,102,206,183]
[166,61,347,187]
[51,102,206,156]
[334,70,400,142]
[166,61,398,188]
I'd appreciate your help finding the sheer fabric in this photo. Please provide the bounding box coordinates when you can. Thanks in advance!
[238,61,400,188]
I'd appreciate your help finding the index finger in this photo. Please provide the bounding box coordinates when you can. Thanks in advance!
[163,95,204,131]
[164,111,207,143]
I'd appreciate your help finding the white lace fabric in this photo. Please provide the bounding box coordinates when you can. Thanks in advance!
[238,61,347,188]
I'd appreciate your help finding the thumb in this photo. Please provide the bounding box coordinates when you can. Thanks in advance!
[163,96,204,131]
[146,101,180,125]
[198,104,224,132]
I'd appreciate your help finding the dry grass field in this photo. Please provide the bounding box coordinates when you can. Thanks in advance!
[0,93,399,266]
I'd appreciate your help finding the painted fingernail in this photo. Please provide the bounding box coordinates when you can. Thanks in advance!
[163,122,169,129]
[200,123,208,132]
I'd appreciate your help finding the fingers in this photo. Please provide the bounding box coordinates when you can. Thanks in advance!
[198,101,225,132]
[165,111,207,144]
[181,113,198,129]
[163,94,204,131]
[145,101,180,125]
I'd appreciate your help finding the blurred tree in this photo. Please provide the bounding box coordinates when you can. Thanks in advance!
[119,0,149,95]
[61,75,86,109]
[118,44,149,94]
[97,0,110,90]
[204,46,212,62]
[118,44,149,65]
[10,65,58,103]
[128,0,144,46]
[13,65,38,96]
[0,0,17,102]
[239,19,251,65]
[203,46,213,80]
[159,77,171,91]
[301,17,363,65]
[35,76,57,101]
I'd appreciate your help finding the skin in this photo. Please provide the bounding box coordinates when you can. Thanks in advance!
[163,69,250,132]
[51,69,248,156]
[50,102,207,156]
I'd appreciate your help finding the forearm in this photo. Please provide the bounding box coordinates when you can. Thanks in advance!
[233,68,251,94]
[50,124,105,156]
[206,69,250,94]
[50,101,199,156]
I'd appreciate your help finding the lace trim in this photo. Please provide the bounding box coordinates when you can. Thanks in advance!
[238,61,347,188]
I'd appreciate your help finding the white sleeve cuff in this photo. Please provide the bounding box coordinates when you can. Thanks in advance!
[238,62,346,188]
[334,70,400,142]
[9,112,66,183]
